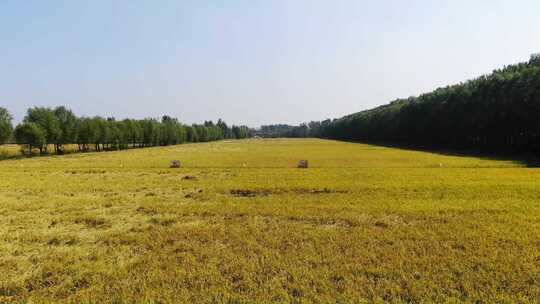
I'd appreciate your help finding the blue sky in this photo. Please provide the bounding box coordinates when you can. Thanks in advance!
[1,0,539,126]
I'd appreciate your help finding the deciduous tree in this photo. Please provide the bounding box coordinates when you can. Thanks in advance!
[0,107,13,144]
[14,122,46,155]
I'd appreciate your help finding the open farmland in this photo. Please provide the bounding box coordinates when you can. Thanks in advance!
[0,144,88,159]
[0,138,539,303]
[0,145,24,158]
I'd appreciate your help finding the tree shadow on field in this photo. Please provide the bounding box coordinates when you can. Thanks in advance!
[351,141,540,168]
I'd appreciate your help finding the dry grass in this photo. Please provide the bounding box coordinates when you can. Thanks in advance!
[0,139,539,303]
[0,144,89,159]
[0,144,24,158]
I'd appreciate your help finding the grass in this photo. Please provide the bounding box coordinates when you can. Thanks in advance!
[0,144,125,160]
[0,144,24,159]
[0,138,539,303]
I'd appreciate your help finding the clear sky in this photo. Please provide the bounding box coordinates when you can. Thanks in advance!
[1,0,539,126]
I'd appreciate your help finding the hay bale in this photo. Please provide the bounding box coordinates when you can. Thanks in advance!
[297,160,309,168]
[170,160,181,168]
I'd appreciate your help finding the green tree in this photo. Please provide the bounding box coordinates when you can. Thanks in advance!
[120,119,142,148]
[0,107,13,143]
[186,125,199,142]
[106,118,122,150]
[217,119,230,139]
[140,119,159,147]
[14,122,46,155]
[76,117,98,152]
[24,107,61,153]
[88,117,110,151]
[160,116,185,145]
[53,106,78,154]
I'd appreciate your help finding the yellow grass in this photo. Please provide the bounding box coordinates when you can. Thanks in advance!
[0,144,85,158]
[0,139,539,303]
[0,144,24,157]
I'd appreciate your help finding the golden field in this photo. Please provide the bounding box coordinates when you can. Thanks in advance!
[0,139,539,303]
[0,144,95,159]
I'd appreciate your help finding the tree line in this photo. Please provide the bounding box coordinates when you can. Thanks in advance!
[271,54,540,154]
[254,125,297,138]
[0,106,251,156]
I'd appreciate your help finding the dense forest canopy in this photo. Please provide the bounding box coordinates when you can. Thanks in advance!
[0,106,251,156]
[274,55,540,154]
[254,125,298,138]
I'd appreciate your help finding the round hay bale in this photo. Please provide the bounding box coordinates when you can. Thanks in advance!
[170,160,181,168]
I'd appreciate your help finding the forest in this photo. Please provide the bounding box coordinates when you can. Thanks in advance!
[254,125,298,138]
[278,54,540,154]
[0,106,251,156]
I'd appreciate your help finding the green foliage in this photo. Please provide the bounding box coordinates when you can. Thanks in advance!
[24,107,61,148]
[0,107,13,143]
[280,57,540,154]
[13,122,46,154]
[2,106,251,157]
[53,106,78,153]
[76,117,98,151]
